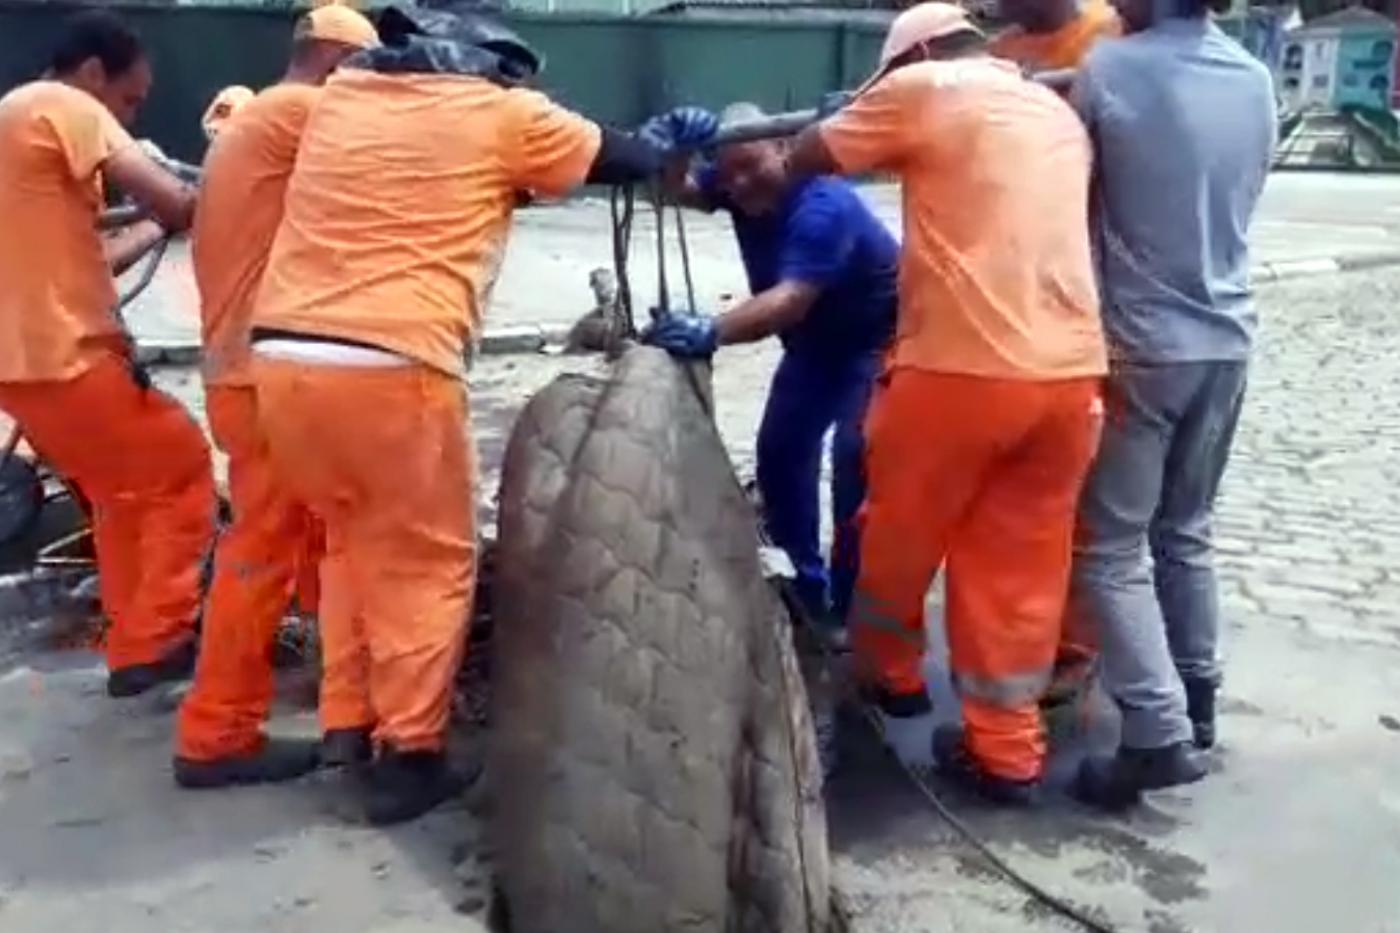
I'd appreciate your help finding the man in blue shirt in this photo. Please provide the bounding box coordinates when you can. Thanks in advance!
[1068,0,1276,808]
[645,103,899,633]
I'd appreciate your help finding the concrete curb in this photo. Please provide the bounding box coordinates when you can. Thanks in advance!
[1253,250,1400,284]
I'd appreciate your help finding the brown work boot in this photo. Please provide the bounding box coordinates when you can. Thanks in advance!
[107,639,197,698]
[173,737,322,789]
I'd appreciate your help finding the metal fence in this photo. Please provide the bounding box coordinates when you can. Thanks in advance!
[0,1,885,160]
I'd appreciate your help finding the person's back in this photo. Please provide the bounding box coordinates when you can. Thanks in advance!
[824,56,1104,379]
[1075,19,1276,363]
[255,65,598,377]
[194,82,320,384]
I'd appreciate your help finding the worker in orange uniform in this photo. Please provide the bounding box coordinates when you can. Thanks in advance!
[0,10,214,698]
[990,0,1121,72]
[991,0,1119,707]
[788,2,1107,805]
[173,4,380,790]
[200,85,254,141]
[248,3,676,824]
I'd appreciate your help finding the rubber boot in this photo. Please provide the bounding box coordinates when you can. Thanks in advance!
[931,724,1040,807]
[321,727,374,768]
[870,688,936,768]
[1074,741,1208,810]
[108,639,197,698]
[1183,678,1218,750]
[173,737,322,789]
[363,747,465,826]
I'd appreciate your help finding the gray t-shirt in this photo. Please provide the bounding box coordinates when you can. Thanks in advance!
[1073,18,1276,364]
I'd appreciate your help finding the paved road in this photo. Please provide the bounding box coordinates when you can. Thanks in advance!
[119,170,1400,345]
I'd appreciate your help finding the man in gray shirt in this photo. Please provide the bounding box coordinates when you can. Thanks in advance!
[1069,0,1276,808]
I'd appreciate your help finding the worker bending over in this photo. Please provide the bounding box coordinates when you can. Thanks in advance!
[248,3,675,824]
[645,101,898,636]
[174,4,380,790]
[788,3,1106,804]
[990,0,1120,72]
[1069,0,1275,808]
[0,10,213,697]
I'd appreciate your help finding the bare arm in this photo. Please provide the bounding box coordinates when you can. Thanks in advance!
[104,219,167,276]
[103,146,197,233]
[715,280,820,346]
[786,126,840,185]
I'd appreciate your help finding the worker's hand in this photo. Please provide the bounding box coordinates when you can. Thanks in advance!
[642,313,719,359]
[639,106,720,154]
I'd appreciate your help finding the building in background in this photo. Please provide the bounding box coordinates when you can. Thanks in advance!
[1278,5,1396,111]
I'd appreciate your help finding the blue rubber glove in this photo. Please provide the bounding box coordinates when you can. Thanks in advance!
[638,106,720,154]
[642,313,719,359]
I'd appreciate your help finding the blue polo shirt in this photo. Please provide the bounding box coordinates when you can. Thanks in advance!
[701,172,898,361]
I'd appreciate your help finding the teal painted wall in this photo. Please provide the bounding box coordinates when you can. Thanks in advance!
[1332,29,1395,109]
[0,2,885,162]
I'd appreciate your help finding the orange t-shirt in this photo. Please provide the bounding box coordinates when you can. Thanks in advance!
[990,1,1122,71]
[193,82,321,387]
[0,81,135,383]
[253,68,602,378]
[820,58,1106,381]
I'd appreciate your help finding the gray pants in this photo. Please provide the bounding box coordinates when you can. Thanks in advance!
[1071,360,1247,749]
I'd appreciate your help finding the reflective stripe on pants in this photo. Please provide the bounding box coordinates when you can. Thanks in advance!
[851,369,1102,781]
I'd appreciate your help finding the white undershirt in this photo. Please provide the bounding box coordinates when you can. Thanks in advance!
[252,339,412,368]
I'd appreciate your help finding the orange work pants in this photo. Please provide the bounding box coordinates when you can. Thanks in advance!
[849,369,1102,781]
[176,385,359,760]
[0,353,215,669]
[252,357,476,753]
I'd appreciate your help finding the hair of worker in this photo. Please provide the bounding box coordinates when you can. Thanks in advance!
[48,9,145,78]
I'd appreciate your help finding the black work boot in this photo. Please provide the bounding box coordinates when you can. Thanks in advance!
[173,738,322,789]
[362,747,466,826]
[321,727,374,768]
[1074,741,1208,810]
[931,724,1041,807]
[108,639,198,698]
[1182,679,1218,750]
[869,687,937,767]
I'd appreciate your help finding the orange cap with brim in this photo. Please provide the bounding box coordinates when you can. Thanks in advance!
[294,3,380,50]
[201,85,254,140]
[855,3,983,95]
